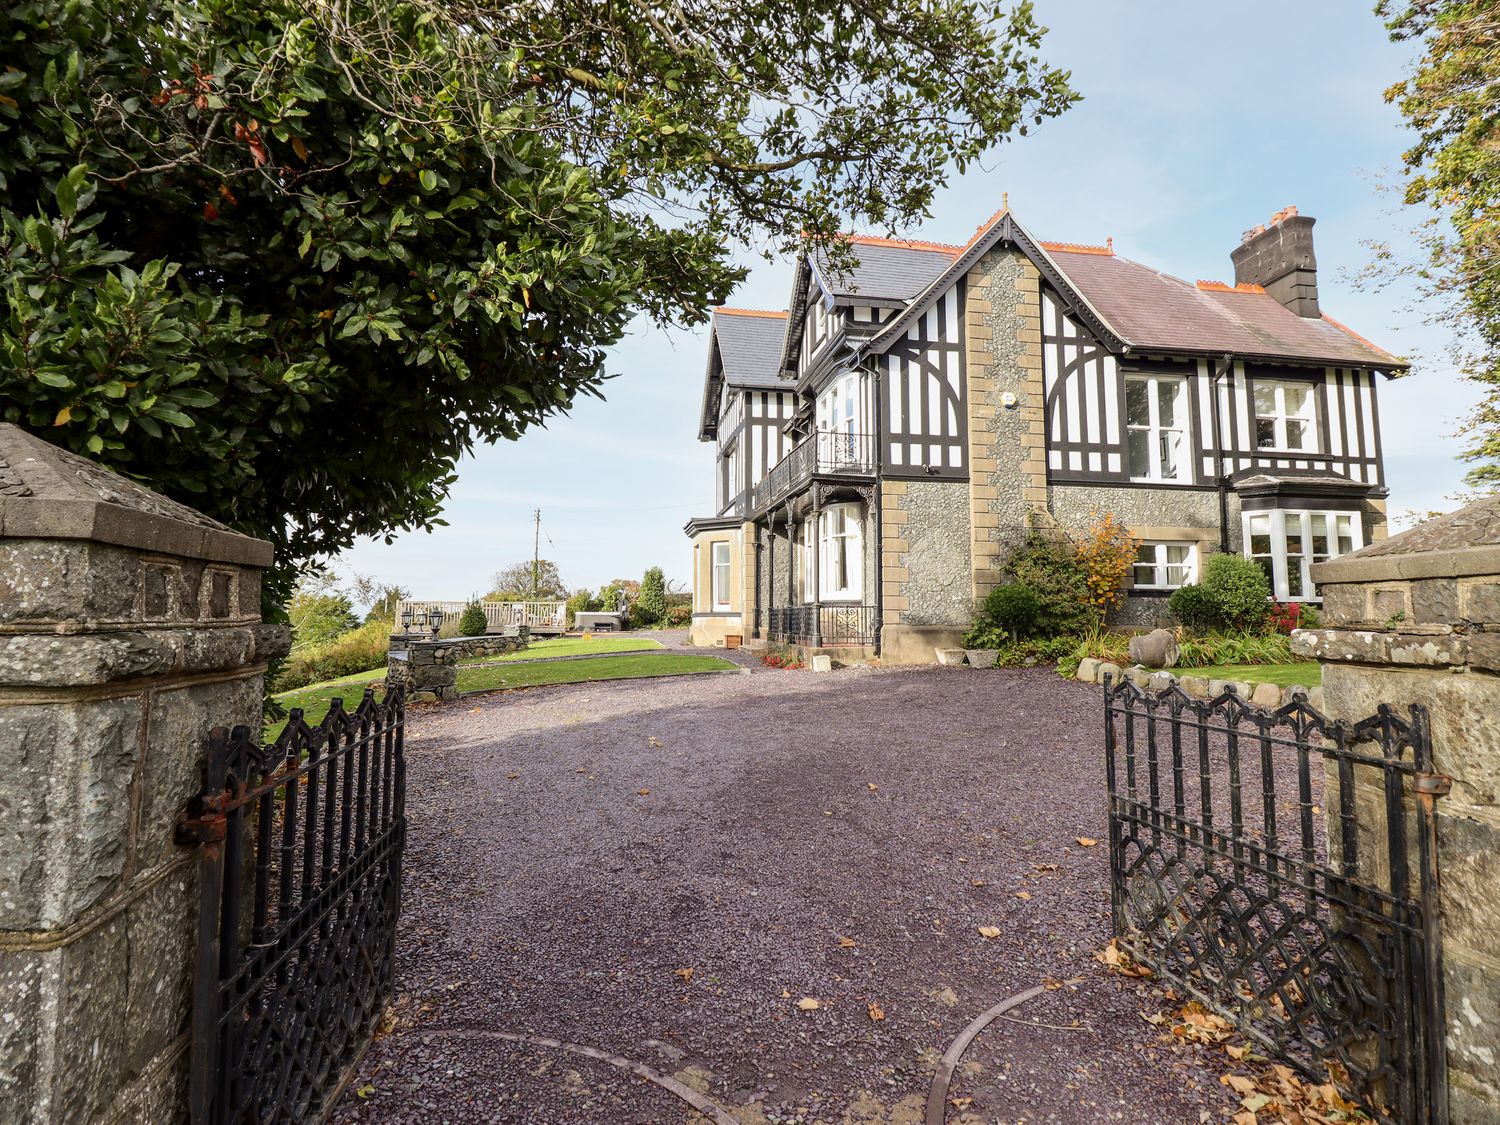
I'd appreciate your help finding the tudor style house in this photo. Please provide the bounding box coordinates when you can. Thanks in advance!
[685,204,1406,662]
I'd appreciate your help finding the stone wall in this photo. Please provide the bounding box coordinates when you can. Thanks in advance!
[0,424,287,1123]
[1295,495,1500,1123]
[387,629,529,702]
[964,244,1047,598]
[880,480,971,662]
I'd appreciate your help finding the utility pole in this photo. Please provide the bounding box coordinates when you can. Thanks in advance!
[532,508,541,599]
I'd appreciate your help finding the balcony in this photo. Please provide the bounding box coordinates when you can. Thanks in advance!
[752,430,876,514]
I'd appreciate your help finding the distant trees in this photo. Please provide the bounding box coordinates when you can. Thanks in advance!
[636,567,667,626]
[488,560,568,601]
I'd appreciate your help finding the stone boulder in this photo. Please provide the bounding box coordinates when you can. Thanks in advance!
[1128,628,1179,669]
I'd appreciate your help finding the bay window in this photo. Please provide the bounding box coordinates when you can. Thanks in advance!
[1133,542,1196,590]
[1244,509,1361,601]
[817,371,864,467]
[1253,381,1318,452]
[800,504,863,602]
[1125,374,1188,482]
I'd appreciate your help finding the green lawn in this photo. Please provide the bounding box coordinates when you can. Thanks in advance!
[268,667,387,739]
[1173,662,1321,688]
[459,635,663,664]
[457,652,735,692]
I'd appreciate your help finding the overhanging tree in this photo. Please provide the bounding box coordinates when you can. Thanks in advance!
[1,0,1077,604]
[1379,1,1500,489]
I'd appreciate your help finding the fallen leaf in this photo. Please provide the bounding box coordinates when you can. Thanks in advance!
[648,737,662,748]
[1225,1044,1248,1060]
[575,768,587,773]
[674,967,694,982]
[1076,837,1098,847]
[1221,1074,1257,1095]
[867,1002,885,1021]
[780,989,791,998]
[977,925,1002,939]
[837,936,857,948]
[797,997,820,1011]
[867,782,879,791]
[1014,891,1032,901]
[971,878,987,887]
[637,788,651,796]
[948,1096,972,1108]
[506,772,520,780]
[1241,1094,1271,1113]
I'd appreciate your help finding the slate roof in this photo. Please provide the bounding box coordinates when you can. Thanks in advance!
[810,237,958,304]
[1046,249,1403,369]
[711,308,789,389]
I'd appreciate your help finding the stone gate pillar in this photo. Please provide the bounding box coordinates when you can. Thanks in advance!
[1295,493,1500,1123]
[0,424,288,1122]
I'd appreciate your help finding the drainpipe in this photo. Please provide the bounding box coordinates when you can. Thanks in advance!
[1211,353,1233,554]
[870,357,884,656]
[752,528,762,639]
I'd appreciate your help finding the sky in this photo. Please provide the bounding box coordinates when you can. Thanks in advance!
[336,0,1480,606]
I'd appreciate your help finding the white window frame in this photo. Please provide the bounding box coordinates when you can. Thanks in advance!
[711,541,732,609]
[1132,541,1197,591]
[1124,374,1190,483]
[1243,509,1363,601]
[1253,379,1319,453]
[819,503,863,602]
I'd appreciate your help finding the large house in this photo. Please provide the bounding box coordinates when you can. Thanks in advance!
[684,204,1406,662]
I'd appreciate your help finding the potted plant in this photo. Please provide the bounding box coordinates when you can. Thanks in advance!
[963,583,1043,669]
[961,621,1004,669]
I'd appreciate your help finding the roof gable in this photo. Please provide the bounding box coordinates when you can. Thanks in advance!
[698,308,788,441]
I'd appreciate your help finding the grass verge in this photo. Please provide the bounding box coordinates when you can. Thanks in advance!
[268,667,386,740]
[459,635,663,664]
[1170,662,1321,688]
[458,653,735,693]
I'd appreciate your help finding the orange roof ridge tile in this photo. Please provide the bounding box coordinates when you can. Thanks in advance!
[1196,280,1266,293]
[715,307,789,318]
[1321,312,1398,360]
[841,232,964,256]
[1040,240,1115,256]
[962,207,1010,249]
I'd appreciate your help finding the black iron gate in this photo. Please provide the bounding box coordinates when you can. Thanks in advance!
[1103,676,1448,1123]
[178,686,406,1124]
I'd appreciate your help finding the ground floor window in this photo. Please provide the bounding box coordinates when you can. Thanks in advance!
[797,504,864,602]
[1132,541,1196,590]
[1244,509,1361,601]
[712,541,732,608]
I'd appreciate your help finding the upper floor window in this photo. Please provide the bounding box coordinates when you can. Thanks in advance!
[712,541,732,608]
[1133,541,1196,590]
[1125,374,1187,482]
[1254,380,1318,452]
[1245,509,1361,601]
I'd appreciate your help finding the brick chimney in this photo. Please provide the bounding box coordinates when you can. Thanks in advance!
[1230,206,1319,317]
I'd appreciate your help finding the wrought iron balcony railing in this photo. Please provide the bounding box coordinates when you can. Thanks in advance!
[752,429,876,513]
[767,603,878,648]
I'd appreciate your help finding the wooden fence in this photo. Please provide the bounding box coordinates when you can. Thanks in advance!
[395,599,567,635]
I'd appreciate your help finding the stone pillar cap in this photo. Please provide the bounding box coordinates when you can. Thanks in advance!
[1313,492,1500,584]
[0,423,272,566]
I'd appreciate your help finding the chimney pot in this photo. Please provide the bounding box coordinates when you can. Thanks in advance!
[1230,210,1319,317]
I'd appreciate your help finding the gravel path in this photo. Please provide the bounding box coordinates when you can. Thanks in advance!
[335,664,1237,1124]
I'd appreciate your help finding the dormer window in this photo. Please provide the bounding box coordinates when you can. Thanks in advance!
[1254,380,1318,452]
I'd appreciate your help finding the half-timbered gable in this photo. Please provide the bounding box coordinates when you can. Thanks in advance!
[879,281,967,476]
[1041,288,1123,480]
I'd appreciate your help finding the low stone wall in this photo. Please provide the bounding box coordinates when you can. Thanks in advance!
[1072,656,1324,712]
[387,629,529,702]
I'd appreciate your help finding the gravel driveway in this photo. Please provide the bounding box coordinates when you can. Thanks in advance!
[335,664,1236,1124]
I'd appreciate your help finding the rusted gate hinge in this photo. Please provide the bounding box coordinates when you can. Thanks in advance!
[1413,773,1453,797]
[175,792,230,846]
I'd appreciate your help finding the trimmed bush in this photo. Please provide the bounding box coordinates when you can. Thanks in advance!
[1006,533,1093,635]
[636,566,667,626]
[1167,583,1220,632]
[980,583,1043,638]
[1202,553,1272,631]
[457,600,488,636]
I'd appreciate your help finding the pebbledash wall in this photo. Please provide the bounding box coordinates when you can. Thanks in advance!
[1293,494,1500,1124]
[0,423,288,1123]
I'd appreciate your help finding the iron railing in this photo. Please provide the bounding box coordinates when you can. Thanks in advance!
[1103,677,1448,1123]
[752,429,876,513]
[178,687,406,1125]
[767,603,878,647]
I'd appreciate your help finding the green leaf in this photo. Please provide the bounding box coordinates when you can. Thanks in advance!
[419,170,438,192]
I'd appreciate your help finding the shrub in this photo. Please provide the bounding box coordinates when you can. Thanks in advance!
[1006,533,1093,635]
[664,605,692,627]
[1202,553,1272,631]
[1073,512,1140,623]
[979,583,1043,639]
[992,635,1080,668]
[962,621,1007,649]
[457,599,488,636]
[271,620,390,693]
[636,567,667,625]
[1297,603,1321,630]
[565,587,598,627]
[1168,583,1221,632]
